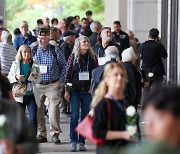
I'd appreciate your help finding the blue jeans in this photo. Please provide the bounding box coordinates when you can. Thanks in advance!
[17,94,37,134]
[70,91,92,143]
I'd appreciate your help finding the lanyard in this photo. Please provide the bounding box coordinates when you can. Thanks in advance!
[78,55,89,72]
[109,94,128,114]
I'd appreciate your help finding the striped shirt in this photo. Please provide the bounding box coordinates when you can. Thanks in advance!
[33,44,66,83]
[0,43,17,75]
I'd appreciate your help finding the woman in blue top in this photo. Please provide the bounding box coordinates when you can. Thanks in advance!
[8,44,40,134]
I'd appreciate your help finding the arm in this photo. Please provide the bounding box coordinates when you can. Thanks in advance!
[57,49,66,83]
[13,36,19,51]
[159,43,167,59]
[64,53,75,101]
[124,34,130,49]
[106,130,131,140]
[8,61,19,84]
[65,53,74,83]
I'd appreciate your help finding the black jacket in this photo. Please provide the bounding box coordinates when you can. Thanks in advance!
[123,62,136,105]
[93,98,128,151]
[88,32,98,48]
[139,40,167,81]
[60,41,73,62]
[71,54,98,92]
[112,30,130,50]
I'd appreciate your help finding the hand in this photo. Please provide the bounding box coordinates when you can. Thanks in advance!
[144,82,150,87]
[123,131,132,141]
[0,139,15,154]
[16,75,25,82]
[31,73,38,79]
[64,91,70,102]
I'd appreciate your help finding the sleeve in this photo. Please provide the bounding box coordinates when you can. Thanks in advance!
[139,43,143,59]
[8,61,19,84]
[93,100,109,139]
[57,48,66,83]
[124,34,130,49]
[13,36,19,51]
[159,43,167,59]
[124,66,136,104]
[65,53,74,83]
[60,44,70,62]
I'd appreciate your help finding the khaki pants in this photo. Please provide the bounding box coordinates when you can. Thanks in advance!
[35,81,62,137]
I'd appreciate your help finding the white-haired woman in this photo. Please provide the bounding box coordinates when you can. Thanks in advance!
[64,36,98,152]
[92,62,132,154]
[8,44,40,134]
[122,47,149,109]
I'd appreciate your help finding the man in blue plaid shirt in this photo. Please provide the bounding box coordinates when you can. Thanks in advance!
[33,27,66,144]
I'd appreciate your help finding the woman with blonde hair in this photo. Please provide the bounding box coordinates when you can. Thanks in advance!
[8,44,40,134]
[92,62,132,154]
[64,35,98,152]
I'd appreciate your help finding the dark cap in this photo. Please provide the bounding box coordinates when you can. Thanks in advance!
[38,27,50,36]
[63,30,75,37]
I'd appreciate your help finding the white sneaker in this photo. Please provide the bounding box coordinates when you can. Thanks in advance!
[78,143,86,151]
[70,142,77,152]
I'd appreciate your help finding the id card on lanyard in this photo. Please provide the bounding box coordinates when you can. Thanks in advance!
[78,55,90,81]
[79,72,89,81]
[40,65,48,74]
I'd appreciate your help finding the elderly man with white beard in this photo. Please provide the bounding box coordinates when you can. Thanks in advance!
[93,27,122,66]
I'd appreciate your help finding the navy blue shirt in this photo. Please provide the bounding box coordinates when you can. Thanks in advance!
[13,34,37,50]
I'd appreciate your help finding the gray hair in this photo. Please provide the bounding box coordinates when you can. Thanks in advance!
[73,36,96,63]
[104,46,120,62]
[90,21,101,32]
[1,30,12,44]
[121,47,136,62]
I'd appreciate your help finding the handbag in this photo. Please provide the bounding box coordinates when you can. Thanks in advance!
[76,99,111,145]
[12,83,27,97]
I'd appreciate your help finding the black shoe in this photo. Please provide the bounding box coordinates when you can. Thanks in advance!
[37,135,47,143]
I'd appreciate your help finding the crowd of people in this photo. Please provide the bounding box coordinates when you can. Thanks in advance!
[0,9,178,154]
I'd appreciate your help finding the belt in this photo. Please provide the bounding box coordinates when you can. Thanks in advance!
[40,79,59,85]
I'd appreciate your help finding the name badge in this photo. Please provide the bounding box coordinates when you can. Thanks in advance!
[40,65,48,74]
[98,57,105,66]
[27,82,33,91]
[79,71,89,81]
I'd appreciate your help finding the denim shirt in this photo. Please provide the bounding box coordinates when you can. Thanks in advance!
[13,34,37,50]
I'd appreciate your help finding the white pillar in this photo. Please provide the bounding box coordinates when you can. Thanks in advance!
[127,0,159,42]
[104,0,128,31]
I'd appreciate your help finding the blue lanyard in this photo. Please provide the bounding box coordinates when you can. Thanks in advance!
[78,55,89,72]
[109,94,128,114]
